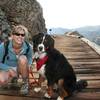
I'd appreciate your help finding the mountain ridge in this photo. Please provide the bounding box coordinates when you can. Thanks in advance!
[47,25,100,34]
[47,25,100,45]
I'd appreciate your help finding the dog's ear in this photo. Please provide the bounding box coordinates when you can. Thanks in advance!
[49,36,55,48]
[32,35,36,44]
[32,34,38,49]
[38,32,44,35]
[47,35,55,48]
[32,34,39,42]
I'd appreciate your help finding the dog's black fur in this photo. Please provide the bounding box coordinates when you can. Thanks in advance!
[32,33,87,99]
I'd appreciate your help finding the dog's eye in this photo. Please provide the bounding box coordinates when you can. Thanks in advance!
[40,37,43,41]
[44,39,47,42]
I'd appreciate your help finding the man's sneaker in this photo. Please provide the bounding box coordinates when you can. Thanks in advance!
[9,77,20,90]
[11,77,18,83]
[20,82,29,95]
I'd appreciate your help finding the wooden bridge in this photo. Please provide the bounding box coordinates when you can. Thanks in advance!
[0,35,100,100]
[54,35,100,100]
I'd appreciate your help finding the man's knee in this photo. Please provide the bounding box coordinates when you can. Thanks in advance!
[18,55,28,65]
[0,71,9,84]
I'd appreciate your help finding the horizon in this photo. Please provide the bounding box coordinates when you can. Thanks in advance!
[47,24,100,30]
[38,0,100,29]
[47,25,100,35]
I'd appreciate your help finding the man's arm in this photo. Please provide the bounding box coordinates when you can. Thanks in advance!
[0,43,11,71]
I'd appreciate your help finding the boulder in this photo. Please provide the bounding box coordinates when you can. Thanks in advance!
[0,0,46,40]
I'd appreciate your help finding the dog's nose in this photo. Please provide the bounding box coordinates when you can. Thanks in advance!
[39,46,43,51]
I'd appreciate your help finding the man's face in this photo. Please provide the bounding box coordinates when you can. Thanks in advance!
[12,30,25,45]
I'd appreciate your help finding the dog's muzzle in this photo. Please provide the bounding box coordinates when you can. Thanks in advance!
[38,44,45,52]
[38,46,43,51]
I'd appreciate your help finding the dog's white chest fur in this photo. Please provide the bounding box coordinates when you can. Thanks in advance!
[38,64,46,78]
[33,52,46,78]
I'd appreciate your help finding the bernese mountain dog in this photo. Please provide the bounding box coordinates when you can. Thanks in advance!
[32,33,87,100]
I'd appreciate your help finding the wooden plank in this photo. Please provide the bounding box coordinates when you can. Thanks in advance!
[87,80,100,89]
[73,64,100,69]
[68,92,100,100]
[0,95,40,100]
[75,69,100,74]
[70,61,100,65]
[77,74,100,80]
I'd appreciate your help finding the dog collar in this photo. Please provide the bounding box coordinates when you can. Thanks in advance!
[36,56,48,71]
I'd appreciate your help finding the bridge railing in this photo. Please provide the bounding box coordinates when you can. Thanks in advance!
[81,38,100,55]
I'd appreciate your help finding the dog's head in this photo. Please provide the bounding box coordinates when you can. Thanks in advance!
[32,33,55,54]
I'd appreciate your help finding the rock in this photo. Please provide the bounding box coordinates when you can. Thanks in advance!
[0,0,46,40]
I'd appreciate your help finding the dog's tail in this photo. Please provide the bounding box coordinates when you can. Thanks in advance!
[75,80,88,91]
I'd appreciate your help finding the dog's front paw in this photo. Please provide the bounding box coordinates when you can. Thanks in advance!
[44,92,51,99]
[57,96,63,100]
[34,87,41,93]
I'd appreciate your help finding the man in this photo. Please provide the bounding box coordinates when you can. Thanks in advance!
[0,25,33,95]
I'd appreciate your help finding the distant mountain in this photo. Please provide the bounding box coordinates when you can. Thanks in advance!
[74,25,100,44]
[47,28,70,35]
[47,25,100,45]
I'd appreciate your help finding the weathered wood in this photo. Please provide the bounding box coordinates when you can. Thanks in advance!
[54,35,100,100]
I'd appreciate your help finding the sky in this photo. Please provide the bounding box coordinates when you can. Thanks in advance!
[38,0,100,29]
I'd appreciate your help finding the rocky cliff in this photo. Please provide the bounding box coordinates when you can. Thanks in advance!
[0,0,46,40]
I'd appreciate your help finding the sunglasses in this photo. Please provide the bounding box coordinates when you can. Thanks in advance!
[13,33,25,37]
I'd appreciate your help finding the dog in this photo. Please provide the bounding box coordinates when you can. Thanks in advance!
[32,33,87,100]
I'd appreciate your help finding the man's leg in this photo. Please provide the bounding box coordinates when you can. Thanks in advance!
[17,55,29,95]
